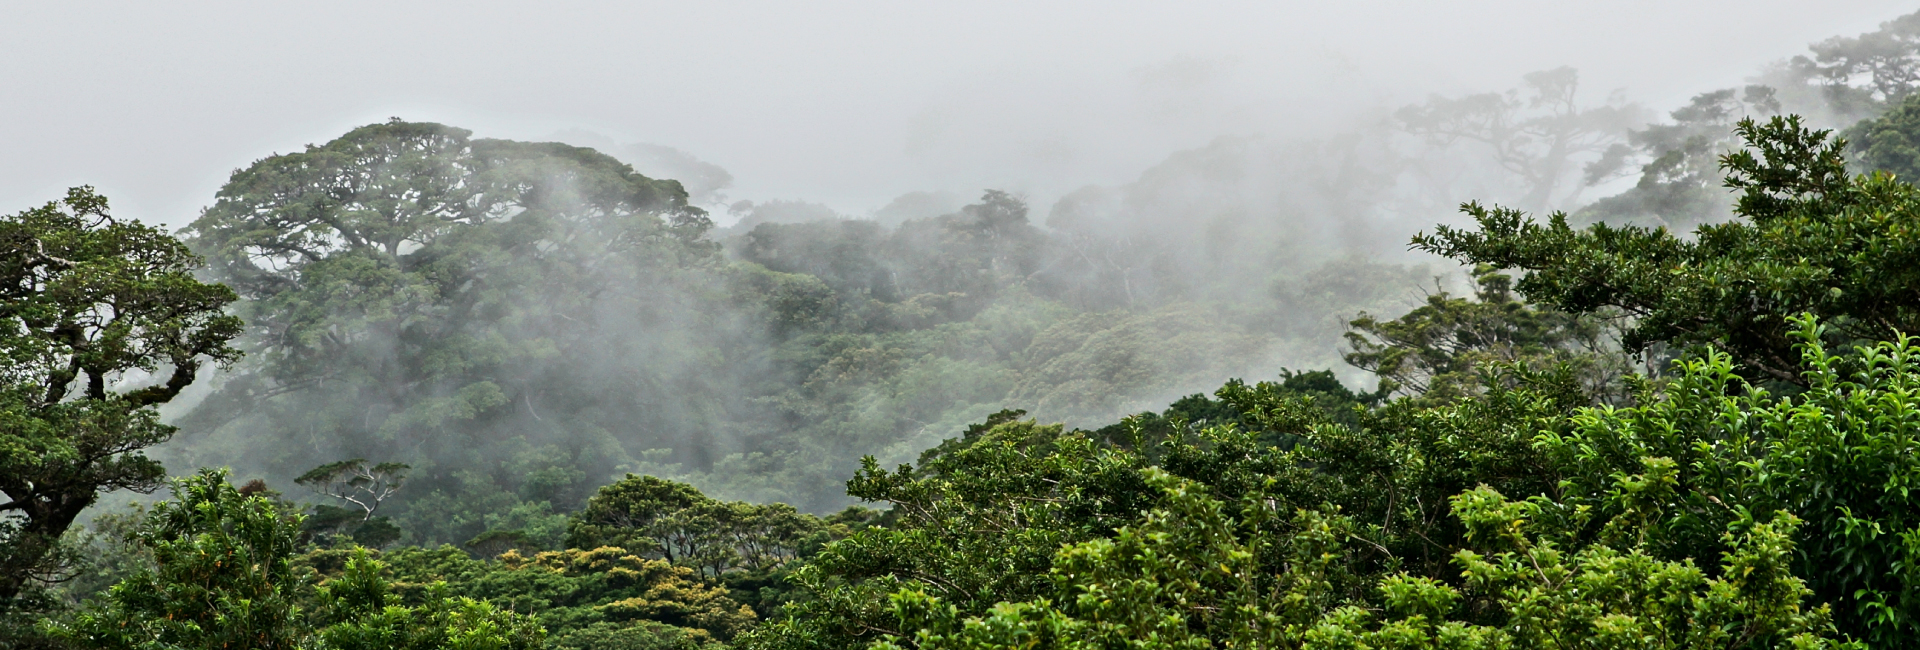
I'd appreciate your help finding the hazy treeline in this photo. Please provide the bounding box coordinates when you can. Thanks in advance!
[146,9,1920,548]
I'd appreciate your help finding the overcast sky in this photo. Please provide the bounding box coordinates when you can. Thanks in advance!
[3,1,1912,227]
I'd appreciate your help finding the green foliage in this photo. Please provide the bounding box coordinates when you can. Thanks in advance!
[862,475,1844,650]
[1318,489,1843,649]
[1540,316,1920,644]
[46,501,151,608]
[364,544,751,645]
[1846,91,1920,179]
[53,469,309,649]
[0,186,241,609]
[1577,85,1780,230]
[297,459,413,547]
[747,313,1920,647]
[311,548,547,650]
[568,473,861,606]
[178,119,744,544]
[1416,115,1920,384]
[569,475,712,555]
[1344,267,1621,402]
[743,376,1583,649]
[48,471,545,650]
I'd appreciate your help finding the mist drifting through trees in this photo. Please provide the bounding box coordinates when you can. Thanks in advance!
[12,5,1920,649]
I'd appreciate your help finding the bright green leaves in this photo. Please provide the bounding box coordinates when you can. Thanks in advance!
[749,318,1920,648]
[49,472,546,650]
[53,469,309,649]
[1535,315,1920,642]
[854,468,1847,649]
[1425,488,1841,650]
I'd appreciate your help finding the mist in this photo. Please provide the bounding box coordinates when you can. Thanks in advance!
[2,1,1905,226]
[14,1,1920,541]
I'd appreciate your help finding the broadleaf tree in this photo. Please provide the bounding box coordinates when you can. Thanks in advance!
[0,187,241,608]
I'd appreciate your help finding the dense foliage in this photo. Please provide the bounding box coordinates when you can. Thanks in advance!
[18,11,1920,649]
[0,187,241,614]
[1419,116,1920,385]
[45,470,545,650]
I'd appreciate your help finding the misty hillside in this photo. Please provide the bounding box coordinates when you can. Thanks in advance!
[12,6,1920,650]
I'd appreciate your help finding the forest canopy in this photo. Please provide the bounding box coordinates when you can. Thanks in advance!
[13,10,1920,650]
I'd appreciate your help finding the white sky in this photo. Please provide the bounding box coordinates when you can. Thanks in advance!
[2,1,1911,226]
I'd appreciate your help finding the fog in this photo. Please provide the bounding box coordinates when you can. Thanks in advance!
[2,1,1907,226]
[15,1,1920,532]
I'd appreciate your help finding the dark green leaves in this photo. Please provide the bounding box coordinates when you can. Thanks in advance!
[0,187,241,607]
[1416,116,1920,384]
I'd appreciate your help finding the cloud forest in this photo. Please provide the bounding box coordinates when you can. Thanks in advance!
[12,8,1920,649]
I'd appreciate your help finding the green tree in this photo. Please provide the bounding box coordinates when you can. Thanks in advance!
[567,474,843,590]
[1539,318,1920,644]
[52,470,308,649]
[867,474,1845,650]
[744,366,1584,649]
[569,475,713,557]
[311,549,544,650]
[1414,115,1920,383]
[1846,90,1920,179]
[298,459,411,548]
[50,470,545,650]
[0,187,241,607]
[178,119,749,545]
[1577,85,1780,229]
[1343,266,1622,402]
[359,544,749,645]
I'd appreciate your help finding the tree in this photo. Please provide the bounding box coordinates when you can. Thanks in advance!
[0,187,242,606]
[1779,9,1920,123]
[1398,67,1646,212]
[48,470,546,650]
[297,459,411,521]
[1846,90,1920,179]
[868,475,1844,650]
[1343,266,1623,402]
[366,544,752,645]
[1577,85,1780,229]
[744,353,1872,648]
[297,459,411,548]
[51,469,308,649]
[1539,318,1920,644]
[178,119,753,546]
[568,474,713,556]
[1414,115,1920,383]
[311,549,545,650]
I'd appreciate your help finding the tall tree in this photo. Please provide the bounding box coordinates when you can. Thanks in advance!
[0,187,241,606]
[179,120,752,545]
